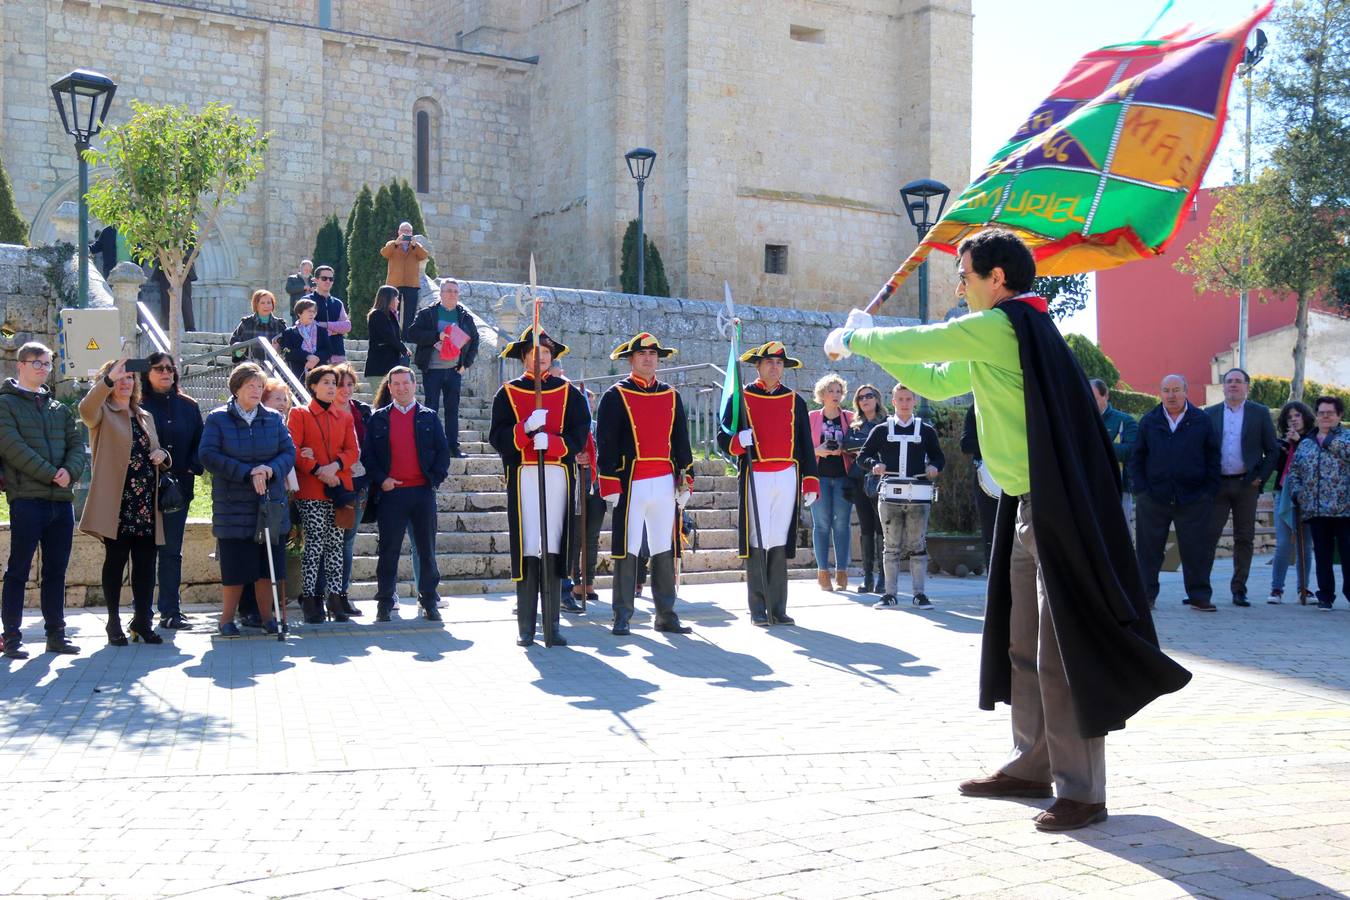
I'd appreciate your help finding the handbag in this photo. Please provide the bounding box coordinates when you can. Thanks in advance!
[158,471,186,515]
[325,482,358,529]
[255,494,288,545]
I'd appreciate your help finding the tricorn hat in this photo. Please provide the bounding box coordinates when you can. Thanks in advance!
[610,331,678,360]
[499,324,569,361]
[738,340,802,369]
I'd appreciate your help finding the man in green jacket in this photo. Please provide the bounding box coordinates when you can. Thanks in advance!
[0,342,87,658]
[1092,378,1139,527]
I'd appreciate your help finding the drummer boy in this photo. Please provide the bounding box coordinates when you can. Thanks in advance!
[856,383,945,609]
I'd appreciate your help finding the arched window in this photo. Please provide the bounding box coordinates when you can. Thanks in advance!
[412,98,441,195]
[416,111,430,194]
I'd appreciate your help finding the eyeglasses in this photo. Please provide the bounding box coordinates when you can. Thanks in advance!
[150,364,177,374]
[316,275,334,282]
[22,359,54,371]
[859,393,879,401]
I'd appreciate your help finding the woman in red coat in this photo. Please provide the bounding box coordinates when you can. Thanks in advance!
[288,365,359,623]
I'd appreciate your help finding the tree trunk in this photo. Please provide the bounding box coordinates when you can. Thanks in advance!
[167,274,183,359]
[1289,290,1311,403]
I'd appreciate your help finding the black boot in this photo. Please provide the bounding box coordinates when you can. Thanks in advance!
[419,596,443,622]
[542,554,566,646]
[611,555,637,635]
[746,548,770,626]
[45,630,80,654]
[857,537,876,594]
[325,593,351,623]
[2,634,29,659]
[106,611,128,646]
[767,546,793,625]
[376,599,396,622]
[301,594,325,625]
[650,551,692,633]
[516,557,540,645]
[342,594,363,616]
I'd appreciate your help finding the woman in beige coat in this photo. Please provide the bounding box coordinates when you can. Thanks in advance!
[79,358,172,645]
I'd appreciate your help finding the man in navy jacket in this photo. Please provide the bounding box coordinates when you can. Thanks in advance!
[363,366,450,622]
[1129,374,1221,611]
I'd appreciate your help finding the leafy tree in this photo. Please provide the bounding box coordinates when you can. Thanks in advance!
[312,213,346,312]
[619,218,671,296]
[1034,273,1091,322]
[0,155,29,245]
[1185,0,1350,402]
[372,183,399,250]
[85,101,269,353]
[344,186,377,339]
[1064,333,1121,388]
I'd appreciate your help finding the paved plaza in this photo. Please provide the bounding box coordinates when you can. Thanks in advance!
[2,553,1349,899]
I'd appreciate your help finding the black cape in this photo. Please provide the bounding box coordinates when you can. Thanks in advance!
[981,298,1192,738]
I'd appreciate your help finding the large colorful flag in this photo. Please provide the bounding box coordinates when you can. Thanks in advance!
[866,2,1273,311]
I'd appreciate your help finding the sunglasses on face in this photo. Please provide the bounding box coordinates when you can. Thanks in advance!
[317,275,334,282]
[150,364,176,374]
[859,393,878,401]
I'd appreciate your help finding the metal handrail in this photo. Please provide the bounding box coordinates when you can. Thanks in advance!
[575,362,731,460]
[135,302,172,356]
[178,337,311,408]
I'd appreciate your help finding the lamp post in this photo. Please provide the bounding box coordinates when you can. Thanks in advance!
[1236,28,1267,370]
[624,147,656,295]
[50,69,117,309]
[900,178,950,417]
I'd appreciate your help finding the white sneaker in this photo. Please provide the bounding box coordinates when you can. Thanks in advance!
[1267,591,1283,604]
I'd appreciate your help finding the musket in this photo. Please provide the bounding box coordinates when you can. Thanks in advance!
[578,374,591,614]
[721,282,773,624]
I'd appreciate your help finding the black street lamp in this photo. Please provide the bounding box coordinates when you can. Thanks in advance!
[624,147,656,295]
[899,178,951,326]
[900,178,950,419]
[1236,28,1267,370]
[50,69,117,309]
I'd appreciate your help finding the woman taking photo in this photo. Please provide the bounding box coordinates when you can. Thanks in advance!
[229,289,288,362]
[79,358,173,645]
[289,365,359,624]
[140,352,204,629]
[365,285,409,380]
[844,383,887,594]
[1286,395,1350,611]
[1268,400,1314,603]
[199,363,295,636]
[808,373,854,591]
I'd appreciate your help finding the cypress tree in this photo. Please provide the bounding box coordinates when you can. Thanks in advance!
[345,186,377,338]
[311,213,346,313]
[619,218,670,297]
[0,155,29,246]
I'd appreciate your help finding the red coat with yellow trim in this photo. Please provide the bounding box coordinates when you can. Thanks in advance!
[487,373,592,580]
[594,375,694,559]
[715,380,819,558]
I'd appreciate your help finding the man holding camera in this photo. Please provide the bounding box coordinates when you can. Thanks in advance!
[381,222,430,336]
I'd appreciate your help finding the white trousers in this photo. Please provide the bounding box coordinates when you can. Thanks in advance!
[626,474,676,555]
[519,464,567,556]
[748,467,796,550]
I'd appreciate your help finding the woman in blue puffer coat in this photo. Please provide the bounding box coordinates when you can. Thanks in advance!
[198,362,296,636]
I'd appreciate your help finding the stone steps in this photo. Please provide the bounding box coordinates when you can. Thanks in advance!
[350,526,742,557]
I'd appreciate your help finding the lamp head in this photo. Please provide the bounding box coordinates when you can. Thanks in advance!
[50,69,118,147]
[899,178,951,237]
[624,147,657,182]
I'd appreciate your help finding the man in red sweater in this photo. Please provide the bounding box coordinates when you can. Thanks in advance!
[362,366,450,621]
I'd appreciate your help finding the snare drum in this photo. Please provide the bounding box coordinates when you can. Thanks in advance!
[877,475,937,505]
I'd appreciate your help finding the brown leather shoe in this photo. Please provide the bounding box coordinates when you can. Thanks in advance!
[817,569,833,590]
[958,772,1053,799]
[835,569,849,590]
[1033,798,1108,831]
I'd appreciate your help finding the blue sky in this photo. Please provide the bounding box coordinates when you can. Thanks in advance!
[969,0,1270,339]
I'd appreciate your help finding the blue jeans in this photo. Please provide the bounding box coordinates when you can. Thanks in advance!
[337,484,370,593]
[811,476,853,571]
[1270,489,1310,595]
[2,499,75,642]
[156,502,190,617]
[422,366,463,452]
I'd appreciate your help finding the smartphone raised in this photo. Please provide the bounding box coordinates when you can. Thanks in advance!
[124,358,152,374]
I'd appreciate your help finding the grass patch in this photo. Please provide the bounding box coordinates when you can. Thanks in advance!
[1,474,214,523]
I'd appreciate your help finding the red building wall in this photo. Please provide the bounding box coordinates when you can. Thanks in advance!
[1097,188,1297,405]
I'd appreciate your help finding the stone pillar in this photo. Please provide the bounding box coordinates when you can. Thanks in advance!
[108,261,149,353]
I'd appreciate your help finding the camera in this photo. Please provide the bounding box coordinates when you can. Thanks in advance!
[823,438,840,451]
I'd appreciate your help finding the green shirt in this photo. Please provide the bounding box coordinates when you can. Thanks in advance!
[847,307,1030,496]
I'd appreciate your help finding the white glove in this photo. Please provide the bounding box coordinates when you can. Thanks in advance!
[737,429,754,448]
[523,408,548,433]
[802,492,818,508]
[675,489,691,508]
[532,431,549,450]
[844,308,874,331]
[824,327,851,360]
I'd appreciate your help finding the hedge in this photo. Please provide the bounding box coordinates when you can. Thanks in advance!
[1109,389,1159,416]
[1250,375,1350,410]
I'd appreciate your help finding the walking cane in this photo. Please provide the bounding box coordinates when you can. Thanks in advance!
[261,491,287,642]
[1294,504,1309,605]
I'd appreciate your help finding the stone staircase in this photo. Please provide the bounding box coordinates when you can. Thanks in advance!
[178,330,820,597]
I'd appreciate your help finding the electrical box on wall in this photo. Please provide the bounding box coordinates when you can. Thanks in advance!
[57,308,124,380]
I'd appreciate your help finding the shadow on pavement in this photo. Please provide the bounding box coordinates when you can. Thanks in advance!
[524,645,659,744]
[1070,814,1342,896]
[0,638,226,750]
[627,631,788,692]
[766,625,937,689]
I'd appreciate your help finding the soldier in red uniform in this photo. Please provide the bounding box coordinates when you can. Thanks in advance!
[596,333,695,636]
[716,341,819,626]
[487,326,591,647]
